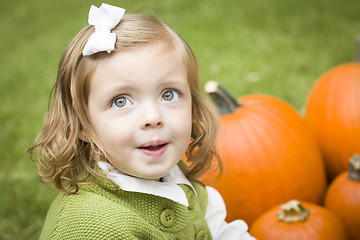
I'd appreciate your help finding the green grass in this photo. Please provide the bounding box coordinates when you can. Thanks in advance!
[1,0,360,238]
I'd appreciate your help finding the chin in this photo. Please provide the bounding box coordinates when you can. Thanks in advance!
[144,165,173,180]
[145,172,167,181]
[136,174,162,182]
[134,160,179,181]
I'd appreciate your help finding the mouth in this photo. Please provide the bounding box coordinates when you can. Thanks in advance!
[137,141,168,157]
[139,144,167,150]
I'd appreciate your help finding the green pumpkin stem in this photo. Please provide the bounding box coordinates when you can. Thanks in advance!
[205,81,242,115]
[277,200,309,223]
[348,154,360,182]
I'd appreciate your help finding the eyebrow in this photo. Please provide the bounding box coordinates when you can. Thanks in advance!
[92,81,135,106]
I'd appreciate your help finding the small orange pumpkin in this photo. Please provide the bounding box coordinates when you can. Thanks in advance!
[204,82,327,225]
[305,60,360,180]
[249,200,349,240]
[324,154,360,240]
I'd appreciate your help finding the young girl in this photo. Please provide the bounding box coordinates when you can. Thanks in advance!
[29,3,255,239]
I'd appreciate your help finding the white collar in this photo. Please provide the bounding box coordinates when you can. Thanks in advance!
[97,161,197,207]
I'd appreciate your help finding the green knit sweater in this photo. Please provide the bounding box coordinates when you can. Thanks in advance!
[39,174,212,239]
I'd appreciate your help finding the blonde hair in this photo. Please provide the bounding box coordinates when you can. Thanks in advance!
[29,13,221,194]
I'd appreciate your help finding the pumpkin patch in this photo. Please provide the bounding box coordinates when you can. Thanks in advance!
[202,47,360,238]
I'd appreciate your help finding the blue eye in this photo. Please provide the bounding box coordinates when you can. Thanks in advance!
[111,96,133,108]
[162,89,180,102]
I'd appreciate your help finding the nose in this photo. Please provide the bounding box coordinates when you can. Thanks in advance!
[141,103,163,129]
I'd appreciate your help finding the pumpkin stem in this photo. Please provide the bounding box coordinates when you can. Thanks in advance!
[277,200,309,223]
[348,154,360,182]
[205,81,242,115]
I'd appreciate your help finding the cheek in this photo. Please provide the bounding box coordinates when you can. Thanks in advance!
[174,113,193,142]
[93,120,133,151]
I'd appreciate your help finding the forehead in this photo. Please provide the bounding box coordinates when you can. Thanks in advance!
[87,43,189,97]
[94,40,185,68]
[95,43,184,75]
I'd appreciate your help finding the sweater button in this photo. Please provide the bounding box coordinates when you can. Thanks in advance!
[160,209,176,227]
[195,230,208,240]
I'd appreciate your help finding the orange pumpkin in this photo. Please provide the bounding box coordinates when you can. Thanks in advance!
[249,200,349,240]
[324,154,360,240]
[305,62,360,180]
[204,82,327,226]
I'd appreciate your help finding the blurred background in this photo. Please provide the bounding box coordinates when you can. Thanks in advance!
[1,0,360,238]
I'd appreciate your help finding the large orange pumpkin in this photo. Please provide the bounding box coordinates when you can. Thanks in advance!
[204,82,327,226]
[324,154,360,240]
[249,200,349,240]
[305,62,360,180]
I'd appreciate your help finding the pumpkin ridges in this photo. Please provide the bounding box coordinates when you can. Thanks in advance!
[237,110,277,208]
[251,98,326,202]
[218,109,268,221]
[244,111,286,202]
[255,111,301,201]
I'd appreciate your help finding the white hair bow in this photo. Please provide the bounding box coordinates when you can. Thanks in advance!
[82,3,125,56]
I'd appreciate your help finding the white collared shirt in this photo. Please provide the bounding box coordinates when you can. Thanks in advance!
[98,161,256,240]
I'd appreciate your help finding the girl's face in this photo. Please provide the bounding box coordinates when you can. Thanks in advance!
[87,44,192,181]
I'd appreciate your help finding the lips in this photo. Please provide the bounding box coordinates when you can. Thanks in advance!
[137,140,168,157]
[140,144,166,150]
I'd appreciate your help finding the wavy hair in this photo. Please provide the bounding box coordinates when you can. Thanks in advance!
[28,13,222,194]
